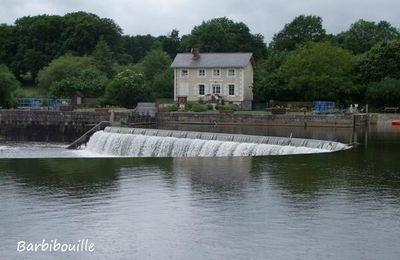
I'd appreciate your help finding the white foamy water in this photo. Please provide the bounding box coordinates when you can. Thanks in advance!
[85,131,336,157]
[0,142,108,158]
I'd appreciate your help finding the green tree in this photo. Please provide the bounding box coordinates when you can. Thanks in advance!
[365,78,400,107]
[37,54,94,90]
[356,40,400,83]
[104,69,151,108]
[0,64,20,107]
[151,68,174,98]
[92,37,116,78]
[122,34,157,63]
[138,49,171,82]
[49,68,108,98]
[279,42,356,102]
[253,50,290,102]
[181,17,267,59]
[336,20,400,54]
[60,12,123,56]
[269,15,326,51]
[11,15,65,79]
[157,29,181,58]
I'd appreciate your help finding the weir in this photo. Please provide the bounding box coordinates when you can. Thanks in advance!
[84,127,351,157]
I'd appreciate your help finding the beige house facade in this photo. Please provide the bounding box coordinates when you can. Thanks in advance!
[171,50,254,109]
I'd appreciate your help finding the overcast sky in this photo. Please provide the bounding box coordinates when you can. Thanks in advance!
[1,0,399,43]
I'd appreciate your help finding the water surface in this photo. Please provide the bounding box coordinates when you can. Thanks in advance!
[1,124,400,259]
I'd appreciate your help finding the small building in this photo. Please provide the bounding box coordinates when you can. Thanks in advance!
[171,49,254,109]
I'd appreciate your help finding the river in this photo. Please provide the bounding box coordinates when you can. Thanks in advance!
[0,123,399,259]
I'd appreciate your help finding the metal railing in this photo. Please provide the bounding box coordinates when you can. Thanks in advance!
[17,98,71,111]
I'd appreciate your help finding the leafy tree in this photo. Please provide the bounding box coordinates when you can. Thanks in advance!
[365,78,400,107]
[253,51,290,102]
[356,40,400,83]
[0,64,20,107]
[0,24,17,66]
[11,15,65,79]
[181,17,267,59]
[49,68,108,98]
[104,69,152,108]
[157,29,181,58]
[269,15,326,51]
[37,54,94,90]
[137,49,171,82]
[336,20,400,54]
[60,12,123,56]
[92,37,116,78]
[151,68,174,98]
[122,34,157,63]
[279,41,356,102]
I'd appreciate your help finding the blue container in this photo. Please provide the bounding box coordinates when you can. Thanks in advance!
[313,101,335,114]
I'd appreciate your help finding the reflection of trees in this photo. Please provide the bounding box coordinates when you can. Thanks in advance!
[2,158,174,198]
[173,157,254,197]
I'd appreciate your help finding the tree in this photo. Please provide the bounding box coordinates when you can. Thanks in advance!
[356,40,400,83]
[336,20,400,54]
[104,69,152,108]
[151,69,174,98]
[49,68,108,98]
[37,54,94,90]
[157,29,181,58]
[92,37,116,78]
[60,12,123,56]
[180,17,267,59]
[269,15,326,51]
[0,64,20,108]
[122,34,157,63]
[279,42,356,102]
[137,49,171,82]
[365,78,400,107]
[253,50,290,102]
[11,14,65,79]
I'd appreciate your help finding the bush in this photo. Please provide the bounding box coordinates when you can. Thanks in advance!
[163,103,179,112]
[192,103,208,112]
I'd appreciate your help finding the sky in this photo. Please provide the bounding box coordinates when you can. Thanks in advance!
[0,0,399,43]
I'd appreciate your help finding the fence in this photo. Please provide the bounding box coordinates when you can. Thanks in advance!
[313,101,335,114]
[17,98,71,111]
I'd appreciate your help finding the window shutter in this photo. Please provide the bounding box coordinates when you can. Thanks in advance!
[193,85,197,97]
[235,85,239,97]
[223,85,228,96]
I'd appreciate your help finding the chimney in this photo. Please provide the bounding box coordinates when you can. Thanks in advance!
[191,48,200,60]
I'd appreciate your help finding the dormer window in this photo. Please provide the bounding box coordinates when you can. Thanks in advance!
[198,69,206,77]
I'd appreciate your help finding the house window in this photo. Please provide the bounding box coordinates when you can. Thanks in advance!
[227,69,236,77]
[198,84,205,95]
[228,84,235,96]
[213,69,220,77]
[212,84,221,94]
[181,69,188,77]
[198,69,206,77]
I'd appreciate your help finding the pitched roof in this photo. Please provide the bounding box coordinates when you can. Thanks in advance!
[171,53,253,68]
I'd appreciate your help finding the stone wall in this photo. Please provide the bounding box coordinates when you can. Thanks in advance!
[157,112,369,128]
[0,110,130,142]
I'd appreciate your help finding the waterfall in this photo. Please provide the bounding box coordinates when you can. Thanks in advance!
[85,127,350,157]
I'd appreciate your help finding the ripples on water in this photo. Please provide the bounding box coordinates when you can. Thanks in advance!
[1,125,400,259]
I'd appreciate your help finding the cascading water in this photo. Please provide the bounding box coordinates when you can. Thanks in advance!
[84,127,350,157]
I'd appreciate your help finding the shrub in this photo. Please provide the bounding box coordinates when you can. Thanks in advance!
[192,103,208,112]
[164,103,179,112]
